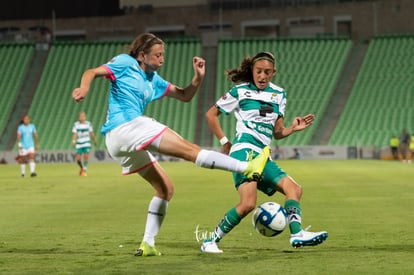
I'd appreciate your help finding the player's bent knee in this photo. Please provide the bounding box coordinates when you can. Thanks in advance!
[166,187,174,201]
[239,203,256,217]
[157,184,174,201]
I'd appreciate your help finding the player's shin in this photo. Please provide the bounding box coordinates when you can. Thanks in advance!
[142,196,168,246]
[29,160,35,173]
[285,199,302,234]
[20,164,25,176]
[210,207,242,242]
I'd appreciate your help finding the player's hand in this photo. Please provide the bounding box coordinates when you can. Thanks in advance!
[72,87,88,102]
[221,142,232,155]
[292,114,315,131]
[192,56,205,79]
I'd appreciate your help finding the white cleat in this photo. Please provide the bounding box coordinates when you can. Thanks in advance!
[200,240,223,253]
[290,227,328,248]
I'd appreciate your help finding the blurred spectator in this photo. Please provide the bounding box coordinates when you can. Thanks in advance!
[399,128,410,163]
[272,145,284,160]
[290,148,302,160]
[389,134,399,160]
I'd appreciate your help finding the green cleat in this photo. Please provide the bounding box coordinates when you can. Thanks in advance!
[134,242,162,256]
[243,146,270,181]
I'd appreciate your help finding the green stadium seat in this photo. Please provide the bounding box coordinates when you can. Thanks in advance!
[329,36,414,147]
[0,43,34,133]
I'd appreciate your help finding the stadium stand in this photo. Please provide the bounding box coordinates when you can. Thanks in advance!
[0,43,34,140]
[27,42,120,150]
[212,37,352,147]
[4,36,412,151]
[26,39,201,150]
[328,35,414,148]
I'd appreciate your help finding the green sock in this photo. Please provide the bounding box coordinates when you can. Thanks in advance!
[212,207,242,242]
[84,161,88,171]
[284,199,302,234]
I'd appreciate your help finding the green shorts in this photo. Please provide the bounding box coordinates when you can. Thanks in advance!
[76,147,90,155]
[231,148,287,196]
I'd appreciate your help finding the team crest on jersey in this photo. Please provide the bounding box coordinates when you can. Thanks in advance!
[270,93,279,102]
[221,94,228,100]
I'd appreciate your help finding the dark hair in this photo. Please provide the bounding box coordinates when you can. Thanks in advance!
[129,33,164,58]
[225,51,275,83]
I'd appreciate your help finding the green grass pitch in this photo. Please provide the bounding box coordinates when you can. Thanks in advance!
[0,160,413,274]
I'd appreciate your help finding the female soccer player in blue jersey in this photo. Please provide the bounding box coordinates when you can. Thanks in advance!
[201,51,327,253]
[16,115,39,177]
[72,33,270,256]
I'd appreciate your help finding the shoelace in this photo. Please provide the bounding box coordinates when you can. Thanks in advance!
[303,225,312,231]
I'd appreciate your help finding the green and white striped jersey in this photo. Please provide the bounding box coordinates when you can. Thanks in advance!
[72,121,94,149]
[216,82,286,152]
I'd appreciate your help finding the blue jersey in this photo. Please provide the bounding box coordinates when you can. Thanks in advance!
[100,54,170,135]
[17,124,36,149]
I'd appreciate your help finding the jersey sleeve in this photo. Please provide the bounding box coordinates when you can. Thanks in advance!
[215,87,239,115]
[88,122,94,132]
[151,72,170,101]
[102,54,132,81]
[72,123,77,134]
[278,91,287,117]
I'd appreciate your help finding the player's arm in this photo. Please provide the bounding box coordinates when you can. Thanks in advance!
[90,131,97,146]
[33,131,39,150]
[72,133,77,147]
[167,57,205,102]
[273,114,315,140]
[16,132,22,149]
[206,105,231,154]
[72,66,109,102]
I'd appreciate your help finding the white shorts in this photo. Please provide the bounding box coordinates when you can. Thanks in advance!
[105,116,168,175]
[19,147,35,156]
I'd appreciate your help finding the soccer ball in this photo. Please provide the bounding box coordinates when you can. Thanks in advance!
[252,202,288,237]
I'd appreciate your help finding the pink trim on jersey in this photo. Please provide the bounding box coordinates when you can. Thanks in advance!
[122,160,157,175]
[135,126,168,151]
[102,65,115,81]
[162,83,172,97]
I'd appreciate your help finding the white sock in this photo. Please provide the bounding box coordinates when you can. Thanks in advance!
[29,161,35,173]
[143,196,168,246]
[20,164,26,175]
[195,149,247,173]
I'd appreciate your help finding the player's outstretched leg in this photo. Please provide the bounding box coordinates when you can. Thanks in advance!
[243,146,270,181]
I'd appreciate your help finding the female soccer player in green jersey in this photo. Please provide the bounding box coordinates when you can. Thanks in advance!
[201,51,328,253]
